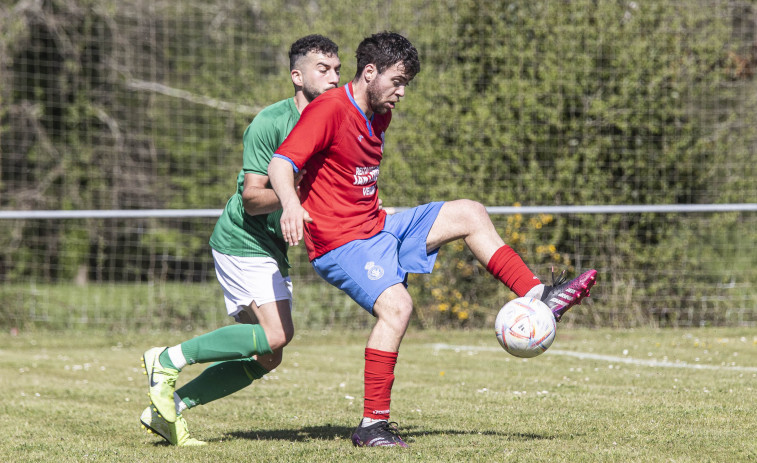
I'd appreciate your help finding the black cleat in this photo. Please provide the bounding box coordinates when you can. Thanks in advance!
[351,420,408,448]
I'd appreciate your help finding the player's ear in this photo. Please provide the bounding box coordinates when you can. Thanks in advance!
[291,68,303,88]
[363,63,377,83]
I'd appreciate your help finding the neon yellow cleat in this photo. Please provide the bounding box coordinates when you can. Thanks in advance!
[140,406,207,447]
[141,347,179,423]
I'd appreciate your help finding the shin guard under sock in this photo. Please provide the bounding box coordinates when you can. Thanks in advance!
[180,324,272,365]
[176,358,269,409]
[363,348,398,421]
[486,245,541,297]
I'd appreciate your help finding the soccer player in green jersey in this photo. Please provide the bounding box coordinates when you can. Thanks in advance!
[139,35,341,446]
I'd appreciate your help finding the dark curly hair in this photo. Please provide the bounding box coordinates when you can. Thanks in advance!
[354,31,420,79]
[289,35,339,70]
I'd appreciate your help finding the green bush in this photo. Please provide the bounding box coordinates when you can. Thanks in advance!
[1,0,755,327]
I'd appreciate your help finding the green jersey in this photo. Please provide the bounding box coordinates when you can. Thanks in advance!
[209,98,300,276]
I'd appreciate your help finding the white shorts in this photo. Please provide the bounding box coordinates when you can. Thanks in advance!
[212,249,293,321]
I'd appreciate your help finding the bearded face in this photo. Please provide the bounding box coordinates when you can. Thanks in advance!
[365,62,411,115]
[297,52,341,102]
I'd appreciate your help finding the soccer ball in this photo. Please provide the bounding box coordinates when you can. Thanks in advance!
[494,297,557,358]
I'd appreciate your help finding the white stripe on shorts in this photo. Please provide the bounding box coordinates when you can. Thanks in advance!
[211,249,293,319]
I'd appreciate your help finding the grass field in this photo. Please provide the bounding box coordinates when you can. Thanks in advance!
[1,327,755,462]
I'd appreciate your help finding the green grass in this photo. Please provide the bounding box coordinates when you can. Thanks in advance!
[1,327,756,462]
[4,280,757,331]
[0,282,366,331]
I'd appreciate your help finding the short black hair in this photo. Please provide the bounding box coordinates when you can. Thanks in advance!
[354,31,420,79]
[289,35,339,70]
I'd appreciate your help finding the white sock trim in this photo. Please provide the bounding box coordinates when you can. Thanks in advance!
[167,345,188,370]
[360,417,387,427]
[525,284,545,299]
[175,393,188,414]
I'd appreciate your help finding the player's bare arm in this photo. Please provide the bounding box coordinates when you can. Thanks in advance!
[268,157,312,246]
[242,170,308,216]
[241,173,282,216]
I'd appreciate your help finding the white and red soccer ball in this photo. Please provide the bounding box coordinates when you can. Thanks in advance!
[495,297,556,358]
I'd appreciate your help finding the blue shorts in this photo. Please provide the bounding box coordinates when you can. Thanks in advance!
[312,201,445,314]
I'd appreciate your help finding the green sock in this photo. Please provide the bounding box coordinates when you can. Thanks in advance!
[180,324,272,365]
[158,349,177,370]
[176,359,269,408]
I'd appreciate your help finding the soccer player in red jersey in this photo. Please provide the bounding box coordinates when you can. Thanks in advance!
[268,31,597,448]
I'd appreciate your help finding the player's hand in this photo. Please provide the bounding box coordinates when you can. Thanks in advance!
[280,203,313,246]
[378,198,396,215]
[294,169,307,199]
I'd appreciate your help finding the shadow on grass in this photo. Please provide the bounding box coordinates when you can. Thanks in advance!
[225,424,560,443]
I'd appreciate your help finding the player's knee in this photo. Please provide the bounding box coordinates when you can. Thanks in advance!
[443,199,488,228]
[390,303,413,323]
[257,349,284,371]
[375,297,413,330]
[282,323,295,346]
[265,325,294,351]
[459,199,488,222]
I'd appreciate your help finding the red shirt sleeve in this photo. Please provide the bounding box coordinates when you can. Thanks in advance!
[275,92,343,170]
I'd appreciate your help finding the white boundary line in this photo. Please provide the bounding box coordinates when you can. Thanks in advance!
[430,343,757,372]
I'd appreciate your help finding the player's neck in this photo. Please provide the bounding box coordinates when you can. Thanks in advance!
[350,79,374,119]
[293,92,309,114]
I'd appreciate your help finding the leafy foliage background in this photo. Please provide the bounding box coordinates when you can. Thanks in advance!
[1,0,755,328]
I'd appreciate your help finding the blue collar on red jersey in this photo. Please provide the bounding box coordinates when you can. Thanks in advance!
[345,82,374,136]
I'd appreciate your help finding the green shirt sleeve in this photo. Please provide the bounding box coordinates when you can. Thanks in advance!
[243,98,299,177]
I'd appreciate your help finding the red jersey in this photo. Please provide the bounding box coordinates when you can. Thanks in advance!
[275,82,391,260]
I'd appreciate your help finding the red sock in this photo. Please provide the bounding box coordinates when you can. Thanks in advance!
[363,348,398,420]
[486,245,541,296]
